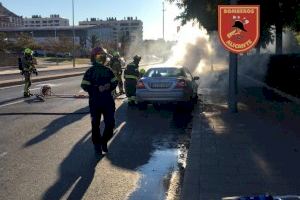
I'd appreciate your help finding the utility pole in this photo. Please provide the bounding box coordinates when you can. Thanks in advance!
[162,1,165,40]
[229,0,238,113]
[72,0,75,68]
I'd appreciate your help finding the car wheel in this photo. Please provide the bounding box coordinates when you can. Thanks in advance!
[137,102,147,110]
[177,101,193,113]
[192,94,198,104]
[153,103,161,110]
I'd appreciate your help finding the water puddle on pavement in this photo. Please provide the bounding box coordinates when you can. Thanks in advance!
[128,145,188,200]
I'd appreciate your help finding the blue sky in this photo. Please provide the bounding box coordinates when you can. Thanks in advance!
[1,0,182,40]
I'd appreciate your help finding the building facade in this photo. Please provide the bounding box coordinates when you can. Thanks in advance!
[23,14,69,28]
[0,2,23,28]
[79,17,143,43]
[0,25,114,49]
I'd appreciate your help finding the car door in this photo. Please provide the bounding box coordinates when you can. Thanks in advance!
[182,68,194,98]
[185,69,198,96]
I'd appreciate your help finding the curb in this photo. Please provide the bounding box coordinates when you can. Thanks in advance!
[0,62,164,88]
[180,104,202,200]
[0,72,85,88]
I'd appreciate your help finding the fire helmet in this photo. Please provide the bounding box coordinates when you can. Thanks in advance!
[133,55,141,63]
[113,51,120,58]
[24,48,33,55]
[91,46,107,64]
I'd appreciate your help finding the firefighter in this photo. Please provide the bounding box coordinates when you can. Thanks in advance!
[20,48,38,97]
[81,46,118,155]
[109,51,124,95]
[124,55,141,105]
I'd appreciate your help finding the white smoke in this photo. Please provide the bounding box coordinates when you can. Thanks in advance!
[165,21,229,93]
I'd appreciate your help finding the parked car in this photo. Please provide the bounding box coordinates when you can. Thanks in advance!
[136,66,199,110]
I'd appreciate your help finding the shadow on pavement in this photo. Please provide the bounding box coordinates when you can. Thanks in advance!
[0,112,89,116]
[41,100,193,199]
[197,88,300,198]
[23,106,89,147]
[106,102,193,170]
[42,131,102,200]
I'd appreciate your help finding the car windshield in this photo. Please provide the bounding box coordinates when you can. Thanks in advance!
[144,68,184,78]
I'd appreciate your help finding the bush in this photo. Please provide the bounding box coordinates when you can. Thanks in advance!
[265,54,300,97]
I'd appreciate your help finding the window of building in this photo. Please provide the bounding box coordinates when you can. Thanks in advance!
[35,21,40,23]
[131,23,140,26]
[54,20,59,23]
[120,23,129,26]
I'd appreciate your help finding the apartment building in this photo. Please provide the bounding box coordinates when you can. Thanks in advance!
[79,17,143,43]
[0,2,23,28]
[23,14,69,28]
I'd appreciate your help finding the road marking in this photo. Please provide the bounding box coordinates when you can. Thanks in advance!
[35,83,61,87]
[0,81,63,91]
[0,152,8,159]
[0,84,23,90]
[0,100,25,108]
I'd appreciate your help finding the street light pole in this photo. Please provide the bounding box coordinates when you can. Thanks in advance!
[162,1,165,40]
[72,0,75,68]
[228,0,238,113]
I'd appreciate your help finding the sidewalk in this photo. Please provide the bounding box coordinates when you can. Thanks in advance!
[182,89,300,199]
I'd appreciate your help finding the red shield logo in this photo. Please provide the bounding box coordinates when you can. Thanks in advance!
[218,5,260,54]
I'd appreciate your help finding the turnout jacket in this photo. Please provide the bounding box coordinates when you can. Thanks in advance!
[124,62,140,81]
[81,63,118,104]
[21,55,37,72]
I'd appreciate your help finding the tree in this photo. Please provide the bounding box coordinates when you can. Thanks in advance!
[168,0,300,53]
[13,32,39,52]
[0,32,9,52]
[87,34,100,48]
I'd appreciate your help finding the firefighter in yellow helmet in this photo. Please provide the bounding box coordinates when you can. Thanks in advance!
[20,48,38,97]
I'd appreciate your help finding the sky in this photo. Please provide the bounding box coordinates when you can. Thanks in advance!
[0,0,182,41]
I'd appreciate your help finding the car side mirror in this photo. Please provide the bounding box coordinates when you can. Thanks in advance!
[193,76,200,80]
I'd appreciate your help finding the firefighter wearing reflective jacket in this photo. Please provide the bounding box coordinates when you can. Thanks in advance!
[109,51,124,94]
[81,46,118,155]
[124,55,141,105]
[20,48,38,97]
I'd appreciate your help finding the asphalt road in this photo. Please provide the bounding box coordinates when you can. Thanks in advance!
[0,76,192,200]
[0,67,88,81]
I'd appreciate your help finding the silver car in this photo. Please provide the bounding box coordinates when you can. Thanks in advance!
[136,66,199,109]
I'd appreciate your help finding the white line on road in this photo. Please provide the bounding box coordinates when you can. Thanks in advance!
[0,100,25,108]
[0,84,23,90]
[0,152,8,159]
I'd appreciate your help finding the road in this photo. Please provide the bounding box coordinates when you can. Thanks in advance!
[0,76,191,200]
[0,67,88,81]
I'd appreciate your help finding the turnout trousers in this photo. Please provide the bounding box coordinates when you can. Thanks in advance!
[89,101,115,146]
[125,79,137,103]
[23,71,32,96]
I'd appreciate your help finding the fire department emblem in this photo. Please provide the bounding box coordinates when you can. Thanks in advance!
[218,5,260,54]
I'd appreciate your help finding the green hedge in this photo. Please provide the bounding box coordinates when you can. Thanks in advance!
[265,54,300,97]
